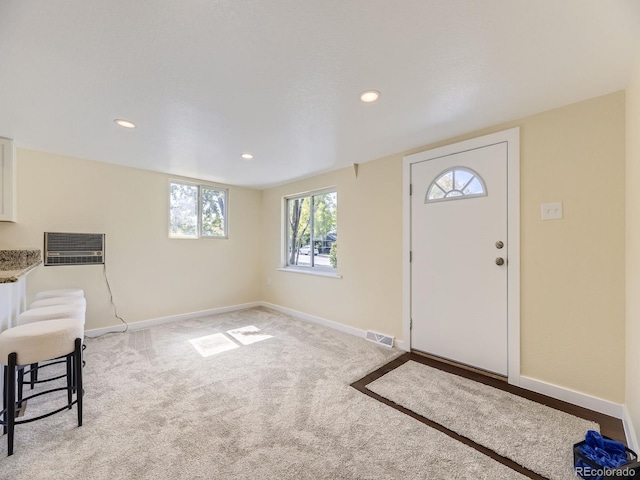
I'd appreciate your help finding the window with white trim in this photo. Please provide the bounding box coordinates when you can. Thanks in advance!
[425,167,487,203]
[285,189,337,271]
[169,181,228,238]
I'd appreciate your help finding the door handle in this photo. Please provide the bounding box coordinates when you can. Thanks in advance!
[495,257,505,266]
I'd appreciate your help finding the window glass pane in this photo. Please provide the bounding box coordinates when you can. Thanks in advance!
[312,192,337,269]
[297,244,312,265]
[201,187,226,237]
[436,171,453,191]
[445,190,463,198]
[463,177,484,195]
[427,185,446,200]
[287,196,311,266]
[454,169,474,190]
[169,183,198,237]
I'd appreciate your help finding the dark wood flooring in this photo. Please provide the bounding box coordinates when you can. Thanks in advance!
[351,352,626,480]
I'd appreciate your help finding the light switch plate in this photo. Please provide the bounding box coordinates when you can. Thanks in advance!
[541,202,563,220]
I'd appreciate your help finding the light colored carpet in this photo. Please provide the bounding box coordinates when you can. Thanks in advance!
[1,307,528,479]
[367,360,598,480]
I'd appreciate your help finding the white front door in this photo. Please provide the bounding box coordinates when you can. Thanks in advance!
[410,141,509,376]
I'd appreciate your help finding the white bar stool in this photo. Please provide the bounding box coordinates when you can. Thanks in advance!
[34,289,84,301]
[18,305,86,326]
[0,318,84,456]
[30,297,87,310]
[17,305,86,391]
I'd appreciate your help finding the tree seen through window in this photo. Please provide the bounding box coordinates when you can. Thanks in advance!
[170,181,227,238]
[287,191,337,269]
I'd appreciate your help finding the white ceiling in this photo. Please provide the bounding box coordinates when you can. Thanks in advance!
[1,1,639,189]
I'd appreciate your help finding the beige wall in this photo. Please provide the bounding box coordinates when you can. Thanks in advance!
[626,56,640,442]
[517,93,626,403]
[261,91,626,403]
[0,149,263,330]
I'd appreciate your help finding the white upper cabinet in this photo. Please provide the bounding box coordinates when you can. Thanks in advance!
[0,138,16,222]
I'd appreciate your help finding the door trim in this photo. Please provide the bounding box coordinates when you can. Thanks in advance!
[402,127,521,385]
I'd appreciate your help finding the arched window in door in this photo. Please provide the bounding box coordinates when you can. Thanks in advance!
[425,167,487,203]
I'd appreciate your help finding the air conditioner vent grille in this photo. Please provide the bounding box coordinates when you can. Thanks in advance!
[365,330,394,348]
[44,232,105,266]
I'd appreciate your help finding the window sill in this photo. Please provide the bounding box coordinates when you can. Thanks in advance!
[277,267,342,279]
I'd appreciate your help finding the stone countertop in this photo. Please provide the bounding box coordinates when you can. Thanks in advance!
[0,249,42,283]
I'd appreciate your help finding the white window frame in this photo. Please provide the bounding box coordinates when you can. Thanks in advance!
[280,187,340,277]
[168,179,228,239]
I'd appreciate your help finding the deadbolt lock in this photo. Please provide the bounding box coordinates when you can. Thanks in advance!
[495,257,505,266]
[495,241,504,249]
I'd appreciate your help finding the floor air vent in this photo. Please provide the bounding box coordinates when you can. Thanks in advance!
[365,330,394,348]
[44,232,105,266]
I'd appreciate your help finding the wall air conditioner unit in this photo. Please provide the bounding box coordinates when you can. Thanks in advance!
[44,232,105,266]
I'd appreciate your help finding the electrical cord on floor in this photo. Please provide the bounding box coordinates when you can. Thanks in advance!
[84,263,129,339]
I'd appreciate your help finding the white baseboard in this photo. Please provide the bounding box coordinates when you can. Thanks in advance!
[85,302,262,337]
[623,405,639,451]
[518,375,623,419]
[259,302,406,350]
[260,302,367,337]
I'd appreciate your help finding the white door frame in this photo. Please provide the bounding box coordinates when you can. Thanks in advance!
[402,127,521,385]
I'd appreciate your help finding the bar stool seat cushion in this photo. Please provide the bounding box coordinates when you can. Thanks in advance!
[30,297,87,310]
[0,319,83,366]
[34,289,84,301]
[18,304,86,326]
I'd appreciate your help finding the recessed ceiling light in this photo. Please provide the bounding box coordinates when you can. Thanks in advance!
[114,119,136,129]
[241,153,254,160]
[360,90,381,103]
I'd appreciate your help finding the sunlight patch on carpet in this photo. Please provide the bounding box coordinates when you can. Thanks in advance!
[189,333,240,357]
[226,325,273,345]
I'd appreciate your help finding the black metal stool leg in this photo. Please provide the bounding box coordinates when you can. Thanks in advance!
[71,354,76,394]
[7,353,17,456]
[66,356,72,409]
[30,363,37,390]
[17,367,24,407]
[74,339,83,427]
[2,365,7,435]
